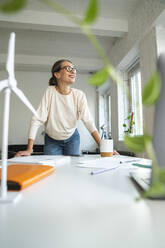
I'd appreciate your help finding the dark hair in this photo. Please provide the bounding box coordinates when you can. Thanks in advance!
[48,59,72,86]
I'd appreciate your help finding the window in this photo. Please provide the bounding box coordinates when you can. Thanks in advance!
[118,61,143,140]
[98,92,111,138]
[128,64,143,136]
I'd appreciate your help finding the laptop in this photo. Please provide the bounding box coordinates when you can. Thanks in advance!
[130,53,165,199]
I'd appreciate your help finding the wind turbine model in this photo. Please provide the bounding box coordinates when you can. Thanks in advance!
[0,32,39,203]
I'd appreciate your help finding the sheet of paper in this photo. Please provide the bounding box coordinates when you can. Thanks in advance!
[77,159,122,169]
[76,155,144,169]
[0,155,71,167]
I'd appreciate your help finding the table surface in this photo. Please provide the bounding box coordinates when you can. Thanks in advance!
[0,155,165,248]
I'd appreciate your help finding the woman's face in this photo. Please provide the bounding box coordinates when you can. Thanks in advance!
[54,61,77,85]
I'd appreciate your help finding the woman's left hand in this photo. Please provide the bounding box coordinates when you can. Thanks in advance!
[113,150,120,155]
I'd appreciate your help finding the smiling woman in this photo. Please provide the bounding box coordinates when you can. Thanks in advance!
[48,59,76,94]
[15,59,101,156]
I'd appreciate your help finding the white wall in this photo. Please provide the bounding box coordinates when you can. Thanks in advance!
[73,73,98,152]
[156,26,165,55]
[109,0,165,68]
[0,70,98,153]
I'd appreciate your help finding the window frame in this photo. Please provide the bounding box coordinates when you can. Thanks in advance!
[118,59,143,141]
[98,90,111,138]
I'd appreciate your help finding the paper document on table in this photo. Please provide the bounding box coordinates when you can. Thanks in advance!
[77,159,121,169]
[2,155,71,167]
[76,155,143,169]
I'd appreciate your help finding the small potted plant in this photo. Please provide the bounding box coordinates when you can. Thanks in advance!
[123,112,135,135]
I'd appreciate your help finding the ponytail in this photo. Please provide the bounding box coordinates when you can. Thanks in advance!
[48,75,58,86]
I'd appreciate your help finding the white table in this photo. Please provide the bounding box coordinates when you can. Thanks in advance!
[0,155,165,248]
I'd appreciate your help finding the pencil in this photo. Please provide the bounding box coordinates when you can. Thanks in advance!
[91,166,120,175]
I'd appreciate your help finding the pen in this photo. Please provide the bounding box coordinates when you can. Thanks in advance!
[91,166,120,175]
[119,159,140,164]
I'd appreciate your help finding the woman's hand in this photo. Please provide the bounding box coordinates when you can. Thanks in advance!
[15,150,32,157]
[15,139,34,157]
[113,150,120,155]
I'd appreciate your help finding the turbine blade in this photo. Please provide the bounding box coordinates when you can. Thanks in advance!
[6,32,15,79]
[0,80,8,92]
[12,86,39,118]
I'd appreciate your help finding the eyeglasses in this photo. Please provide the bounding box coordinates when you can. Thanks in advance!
[60,66,77,73]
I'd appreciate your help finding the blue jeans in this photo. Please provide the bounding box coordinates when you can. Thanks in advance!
[44,129,80,156]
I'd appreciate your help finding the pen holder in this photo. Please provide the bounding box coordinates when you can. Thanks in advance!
[100,139,113,157]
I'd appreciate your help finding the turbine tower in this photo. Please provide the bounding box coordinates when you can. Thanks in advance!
[0,32,39,203]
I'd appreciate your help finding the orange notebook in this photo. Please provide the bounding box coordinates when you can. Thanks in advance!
[0,164,55,191]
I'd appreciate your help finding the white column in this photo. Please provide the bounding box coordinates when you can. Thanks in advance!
[139,27,157,136]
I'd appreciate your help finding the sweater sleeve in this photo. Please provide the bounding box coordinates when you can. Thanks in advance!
[78,92,97,133]
[28,87,51,140]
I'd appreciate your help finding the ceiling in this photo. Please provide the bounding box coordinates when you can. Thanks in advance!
[26,0,140,19]
[0,0,141,72]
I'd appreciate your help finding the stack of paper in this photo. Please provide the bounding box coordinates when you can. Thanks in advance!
[76,155,142,169]
[4,155,71,167]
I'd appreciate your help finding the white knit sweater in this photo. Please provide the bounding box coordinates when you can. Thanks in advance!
[28,86,97,140]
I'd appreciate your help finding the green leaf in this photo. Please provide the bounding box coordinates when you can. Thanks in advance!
[0,0,27,13]
[124,115,131,120]
[82,0,98,25]
[124,134,152,153]
[143,180,165,198]
[158,169,165,183]
[123,124,126,127]
[144,169,165,198]
[142,71,161,106]
[88,67,109,86]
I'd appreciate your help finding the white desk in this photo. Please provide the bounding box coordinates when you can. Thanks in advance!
[0,155,165,248]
